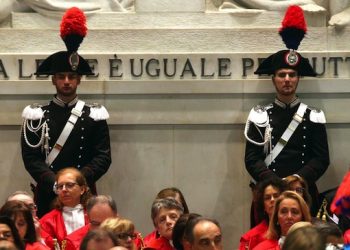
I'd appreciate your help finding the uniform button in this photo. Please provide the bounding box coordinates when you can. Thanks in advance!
[49,147,52,150]
[47,110,50,113]
[50,165,53,169]
[303,118,306,121]
[82,111,85,114]
[269,111,272,114]
[303,145,306,148]
[272,169,276,172]
[80,147,83,150]
[270,119,273,122]
[302,161,305,164]
[303,126,306,129]
[47,119,50,122]
[78,155,81,158]
[272,145,274,148]
[271,136,274,139]
[302,153,305,156]
[81,127,85,131]
[303,136,306,139]
[77,165,80,168]
[81,118,84,121]
[81,136,84,140]
[273,160,276,163]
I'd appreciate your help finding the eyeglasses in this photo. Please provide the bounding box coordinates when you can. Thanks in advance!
[275,72,298,78]
[54,182,79,192]
[27,203,37,211]
[292,187,305,195]
[116,233,137,240]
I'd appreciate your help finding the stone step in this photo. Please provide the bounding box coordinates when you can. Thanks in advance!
[0,27,335,53]
[11,11,326,29]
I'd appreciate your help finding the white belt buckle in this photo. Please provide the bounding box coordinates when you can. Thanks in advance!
[293,113,303,123]
[71,108,82,117]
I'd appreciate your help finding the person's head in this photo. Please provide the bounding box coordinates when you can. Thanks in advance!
[80,228,118,250]
[272,68,299,100]
[256,177,287,221]
[172,213,201,250]
[267,191,311,239]
[282,226,325,250]
[7,191,37,218]
[54,167,91,209]
[183,217,222,250]
[0,240,17,250]
[0,201,36,244]
[35,8,93,102]
[100,218,136,250]
[86,195,118,230]
[156,187,189,214]
[151,198,184,240]
[0,216,24,250]
[314,221,344,246]
[52,72,81,102]
[283,175,312,208]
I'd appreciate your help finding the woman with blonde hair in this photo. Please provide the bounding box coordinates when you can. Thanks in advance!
[101,218,142,250]
[253,191,312,250]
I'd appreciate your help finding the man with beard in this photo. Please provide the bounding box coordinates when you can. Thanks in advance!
[21,7,111,217]
[244,5,329,224]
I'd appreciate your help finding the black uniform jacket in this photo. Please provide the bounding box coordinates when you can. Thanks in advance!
[21,96,111,216]
[245,98,330,185]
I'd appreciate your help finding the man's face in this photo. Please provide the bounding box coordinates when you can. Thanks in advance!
[155,208,181,240]
[272,68,299,98]
[86,237,115,250]
[187,221,222,250]
[52,72,81,99]
[88,203,118,230]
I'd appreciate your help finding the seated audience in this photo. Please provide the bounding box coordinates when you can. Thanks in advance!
[172,213,201,250]
[64,195,119,250]
[144,198,184,250]
[282,226,325,250]
[144,188,189,243]
[314,221,344,248]
[80,228,117,250]
[239,177,286,250]
[101,218,142,250]
[0,216,24,250]
[39,168,91,249]
[0,200,49,250]
[253,191,312,250]
[183,217,223,250]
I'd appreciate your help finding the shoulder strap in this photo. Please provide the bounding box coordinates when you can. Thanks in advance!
[264,103,308,167]
[46,100,85,166]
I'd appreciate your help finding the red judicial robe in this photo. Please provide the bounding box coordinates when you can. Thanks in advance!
[40,209,89,250]
[25,242,50,250]
[238,220,268,250]
[144,236,174,250]
[252,239,279,250]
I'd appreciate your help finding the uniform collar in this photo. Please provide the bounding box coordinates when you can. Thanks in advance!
[274,97,300,109]
[53,95,79,108]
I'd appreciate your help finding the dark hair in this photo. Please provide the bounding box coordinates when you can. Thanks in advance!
[183,217,221,244]
[0,200,36,244]
[256,177,287,222]
[172,213,201,250]
[86,195,118,215]
[156,187,189,214]
[80,228,118,250]
[54,167,92,209]
[282,226,325,250]
[283,175,312,208]
[0,216,24,250]
[314,221,343,242]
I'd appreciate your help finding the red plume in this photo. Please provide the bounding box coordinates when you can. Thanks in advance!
[60,7,87,52]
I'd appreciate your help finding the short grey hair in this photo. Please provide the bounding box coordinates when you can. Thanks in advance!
[151,198,184,223]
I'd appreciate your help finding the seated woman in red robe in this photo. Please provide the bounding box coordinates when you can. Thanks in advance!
[39,167,92,250]
[0,200,49,250]
[238,177,287,250]
[253,191,312,250]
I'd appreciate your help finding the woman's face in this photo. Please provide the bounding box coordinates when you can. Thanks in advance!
[14,213,27,240]
[0,223,14,242]
[289,181,305,197]
[277,198,303,236]
[116,231,135,250]
[56,172,85,207]
[263,185,280,217]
